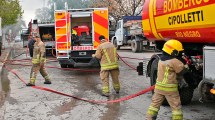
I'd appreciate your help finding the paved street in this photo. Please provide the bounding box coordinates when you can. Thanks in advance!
[0,42,214,120]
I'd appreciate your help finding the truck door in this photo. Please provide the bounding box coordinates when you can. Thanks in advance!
[115,20,123,45]
[92,9,109,49]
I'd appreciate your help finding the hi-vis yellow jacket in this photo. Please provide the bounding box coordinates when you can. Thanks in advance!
[32,41,46,64]
[94,41,118,70]
[155,58,184,93]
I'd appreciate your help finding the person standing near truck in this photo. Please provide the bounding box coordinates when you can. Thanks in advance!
[92,35,120,97]
[26,35,51,86]
[146,39,188,120]
[28,34,35,57]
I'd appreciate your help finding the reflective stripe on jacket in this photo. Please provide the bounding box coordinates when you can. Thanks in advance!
[155,58,184,92]
[94,41,118,70]
[32,41,46,64]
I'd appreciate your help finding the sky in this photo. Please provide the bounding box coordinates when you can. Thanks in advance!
[20,0,47,26]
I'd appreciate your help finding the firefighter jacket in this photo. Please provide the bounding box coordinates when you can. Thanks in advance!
[94,41,118,70]
[155,58,185,93]
[32,41,46,64]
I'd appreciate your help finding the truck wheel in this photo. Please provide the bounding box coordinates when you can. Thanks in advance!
[114,39,120,50]
[68,65,74,68]
[139,41,143,52]
[150,59,158,93]
[131,40,140,53]
[179,87,194,105]
[161,87,193,106]
[60,64,67,68]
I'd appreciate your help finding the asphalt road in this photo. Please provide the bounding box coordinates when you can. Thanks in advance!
[0,42,214,120]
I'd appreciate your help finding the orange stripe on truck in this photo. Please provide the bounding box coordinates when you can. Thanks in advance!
[93,12,108,29]
[56,35,67,42]
[93,22,108,39]
[55,12,66,20]
[93,10,109,49]
[56,20,66,27]
[56,28,67,35]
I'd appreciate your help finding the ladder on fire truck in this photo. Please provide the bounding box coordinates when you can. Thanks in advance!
[54,3,71,59]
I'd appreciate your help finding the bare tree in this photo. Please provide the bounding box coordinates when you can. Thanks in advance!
[47,0,92,21]
[90,0,144,22]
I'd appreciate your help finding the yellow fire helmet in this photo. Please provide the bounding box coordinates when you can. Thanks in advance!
[162,39,184,56]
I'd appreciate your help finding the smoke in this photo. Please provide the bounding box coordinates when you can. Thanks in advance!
[2,18,26,41]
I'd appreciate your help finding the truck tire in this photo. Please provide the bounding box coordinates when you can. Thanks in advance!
[179,87,194,105]
[150,59,194,105]
[139,41,143,52]
[114,39,120,50]
[150,59,158,93]
[68,65,74,68]
[60,64,67,68]
[131,40,140,53]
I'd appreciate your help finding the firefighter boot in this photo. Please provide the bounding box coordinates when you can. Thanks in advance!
[102,92,109,97]
[102,86,109,97]
[44,76,51,84]
[113,84,120,94]
[44,81,51,84]
[26,78,35,86]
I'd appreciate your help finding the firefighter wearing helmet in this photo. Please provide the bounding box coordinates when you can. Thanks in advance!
[26,35,51,86]
[146,39,188,120]
[92,35,120,97]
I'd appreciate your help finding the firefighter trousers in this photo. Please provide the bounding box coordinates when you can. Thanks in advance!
[146,91,183,120]
[100,69,120,94]
[29,63,50,84]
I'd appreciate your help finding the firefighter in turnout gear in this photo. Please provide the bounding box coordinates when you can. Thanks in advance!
[146,39,188,120]
[92,35,120,97]
[26,35,51,86]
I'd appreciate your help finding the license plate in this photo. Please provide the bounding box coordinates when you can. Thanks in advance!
[79,52,86,56]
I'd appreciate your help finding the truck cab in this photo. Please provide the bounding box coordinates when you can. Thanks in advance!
[114,20,124,47]
[112,16,154,53]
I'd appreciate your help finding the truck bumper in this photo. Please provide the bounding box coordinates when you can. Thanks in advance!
[58,50,100,68]
[58,57,100,67]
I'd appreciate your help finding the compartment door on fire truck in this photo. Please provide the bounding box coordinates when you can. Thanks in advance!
[55,11,71,58]
[92,9,109,49]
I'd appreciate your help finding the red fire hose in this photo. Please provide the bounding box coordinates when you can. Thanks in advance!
[117,54,137,70]
[4,65,154,104]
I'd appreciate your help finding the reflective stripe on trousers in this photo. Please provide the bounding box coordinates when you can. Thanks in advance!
[100,69,120,94]
[172,110,183,120]
[113,83,120,91]
[147,105,159,116]
[30,78,36,84]
[30,63,50,83]
[102,86,109,94]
